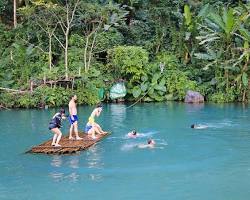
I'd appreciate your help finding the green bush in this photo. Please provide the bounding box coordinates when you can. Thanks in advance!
[209,88,236,103]
[0,92,17,107]
[165,70,197,100]
[108,46,149,83]
[18,93,38,108]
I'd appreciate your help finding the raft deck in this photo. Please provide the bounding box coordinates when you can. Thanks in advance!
[26,132,109,154]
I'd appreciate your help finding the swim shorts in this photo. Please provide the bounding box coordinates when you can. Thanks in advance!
[48,123,58,130]
[85,125,92,133]
[69,115,78,125]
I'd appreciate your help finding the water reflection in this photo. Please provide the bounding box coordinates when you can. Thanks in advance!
[185,103,204,113]
[49,145,104,183]
[69,156,79,169]
[49,172,64,182]
[88,173,103,182]
[109,104,126,130]
[49,155,80,182]
[85,145,105,182]
[49,172,79,183]
[86,145,104,169]
[51,155,63,167]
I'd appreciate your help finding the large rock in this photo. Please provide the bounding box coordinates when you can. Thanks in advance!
[184,90,204,103]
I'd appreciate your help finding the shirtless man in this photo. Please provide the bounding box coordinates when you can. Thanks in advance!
[85,104,108,139]
[68,95,83,140]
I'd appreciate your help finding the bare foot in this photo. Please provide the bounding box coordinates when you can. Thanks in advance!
[51,143,56,146]
[69,136,75,140]
[76,136,83,140]
[54,144,61,147]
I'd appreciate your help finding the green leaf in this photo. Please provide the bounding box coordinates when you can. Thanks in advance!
[152,73,161,84]
[141,75,148,82]
[209,12,225,32]
[154,84,167,92]
[223,8,235,35]
[166,94,174,101]
[242,72,248,88]
[143,97,153,102]
[140,82,148,92]
[159,78,166,86]
[194,53,215,60]
[239,27,250,41]
[132,86,141,98]
[184,5,192,26]
[26,44,34,56]
[198,4,210,18]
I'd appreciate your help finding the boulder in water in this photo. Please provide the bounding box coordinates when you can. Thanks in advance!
[184,90,204,103]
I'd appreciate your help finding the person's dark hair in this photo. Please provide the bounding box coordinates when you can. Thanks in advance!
[191,124,195,128]
[96,103,103,108]
[148,139,152,144]
[70,94,76,99]
[59,108,65,114]
[132,130,137,135]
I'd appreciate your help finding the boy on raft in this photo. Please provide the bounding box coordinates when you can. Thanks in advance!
[85,104,108,139]
[48,108,66,147]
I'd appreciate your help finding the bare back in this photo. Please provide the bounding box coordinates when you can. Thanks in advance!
[69,99,77,116]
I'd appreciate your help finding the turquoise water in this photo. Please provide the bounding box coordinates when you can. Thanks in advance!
[0,103,250,200]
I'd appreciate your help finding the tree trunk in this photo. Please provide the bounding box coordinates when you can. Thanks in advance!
[87,32,98,71]
[84,36,89,73]
[49,35,52,71]
[242,89,246,102]
[13,0,17,28]
[65,29,69,80]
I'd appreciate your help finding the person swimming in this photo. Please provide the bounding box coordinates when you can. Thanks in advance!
[127,130,138,138]
[191,124,208,129]
[138,139,156,148]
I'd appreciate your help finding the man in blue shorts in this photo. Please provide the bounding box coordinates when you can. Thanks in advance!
[68,95,83,140]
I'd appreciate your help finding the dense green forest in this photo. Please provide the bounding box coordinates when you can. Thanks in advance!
[0,0,250,108]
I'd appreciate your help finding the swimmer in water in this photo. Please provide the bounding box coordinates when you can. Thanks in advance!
[127,130,138,138]
[138,139,156,148]
[191,124,208,129]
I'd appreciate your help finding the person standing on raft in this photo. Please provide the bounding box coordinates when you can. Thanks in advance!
[49,108,66,147]
[68,95,83,140]
[85,104,108,139]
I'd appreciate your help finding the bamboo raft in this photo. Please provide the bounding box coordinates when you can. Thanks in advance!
[26,132,109,155]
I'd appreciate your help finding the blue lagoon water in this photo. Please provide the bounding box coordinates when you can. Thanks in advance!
[0,103,250,200]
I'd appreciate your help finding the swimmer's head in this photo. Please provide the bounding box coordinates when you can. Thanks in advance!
[191,124,195,128]
[132,130,137,135]
[148,139,155,145]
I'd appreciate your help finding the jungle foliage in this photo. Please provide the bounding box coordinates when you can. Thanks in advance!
[1,0,250,108]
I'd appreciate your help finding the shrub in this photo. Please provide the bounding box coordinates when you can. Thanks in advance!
[108,46,149,83]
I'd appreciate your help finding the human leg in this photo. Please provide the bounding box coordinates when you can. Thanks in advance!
[52,134,57,146]
[88,128,97,139]
[94,123,107,134]
[73,122,83,140]
[69,124,74,140]
[51,128,62,146]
